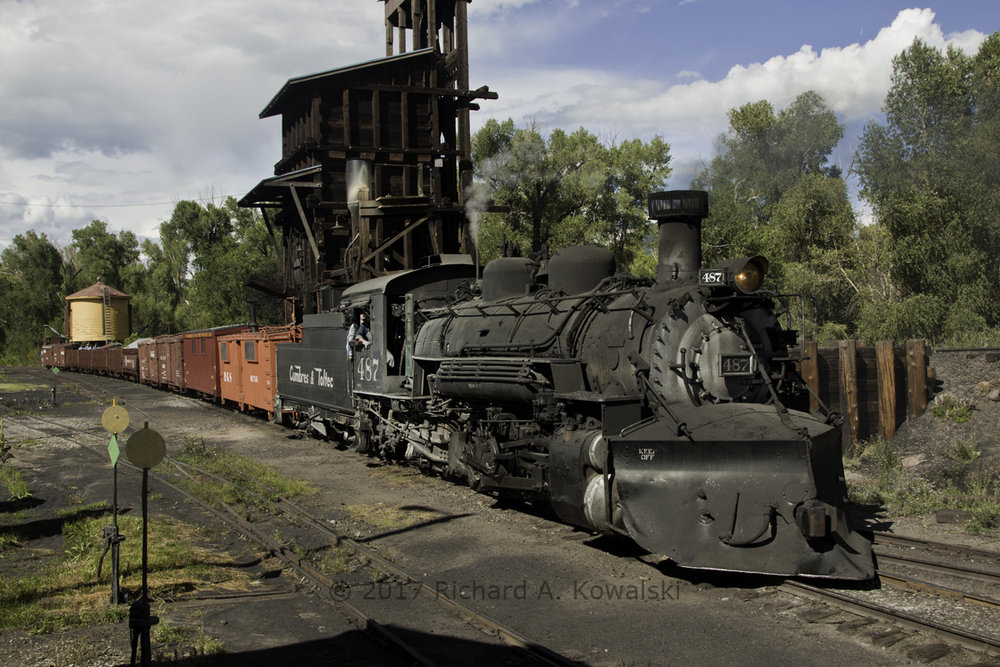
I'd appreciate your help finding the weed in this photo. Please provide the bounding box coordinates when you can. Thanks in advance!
[0,382,48,393]
[856,437,899,487]
[174,442,315,514]
[932,394,974,424]
[0,417,8,465]
[154,620,196,644]
[945,440,980,464]
[154,620,226,656]
[0,531,19,557]
[319,544,358,575]
[847,438,1000,535]
[1,465,31,500]
[344,503,438,531]
[0,512,252,634]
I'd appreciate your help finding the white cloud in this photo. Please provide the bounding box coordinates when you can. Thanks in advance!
[470,8,990,188]
[0,3,993,253]
[0,0,387,249]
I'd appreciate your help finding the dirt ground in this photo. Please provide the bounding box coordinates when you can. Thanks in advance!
[1,361,998,666]
[893,348,1000,479]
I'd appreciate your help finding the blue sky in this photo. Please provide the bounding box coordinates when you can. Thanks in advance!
[1,1,998,251]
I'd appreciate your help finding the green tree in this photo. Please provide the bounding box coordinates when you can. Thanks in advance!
[175,198,283,328]
[471,119,671,273]
[0,231,64,362]
[68,220,140,292]
[694,91,856,339]
[854,34,1000,343]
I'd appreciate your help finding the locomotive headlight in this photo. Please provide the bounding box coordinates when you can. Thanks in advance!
[733,256,769,293]
[700,256,770,293]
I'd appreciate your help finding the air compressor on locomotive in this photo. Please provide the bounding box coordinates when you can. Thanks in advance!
[275,190,875,580]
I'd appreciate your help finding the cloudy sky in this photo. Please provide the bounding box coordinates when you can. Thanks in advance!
[2,1,998,252]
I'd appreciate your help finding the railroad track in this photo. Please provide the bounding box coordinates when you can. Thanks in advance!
[874,531,1000,603]
[12,368,1000,662]
[775,532,1000,658]
[2,385,581,667]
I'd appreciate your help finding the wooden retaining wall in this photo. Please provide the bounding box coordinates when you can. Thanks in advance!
[790,340,929,448]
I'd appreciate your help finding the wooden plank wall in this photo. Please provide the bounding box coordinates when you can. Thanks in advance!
[795,339,928,449]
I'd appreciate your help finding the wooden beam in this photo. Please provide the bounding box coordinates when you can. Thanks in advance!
[839,340,859,448]
[350,83,498,100]
[288,186,321,263]
[427,0,436,50]
[906,339,928,419]
[362,214,431,265]
[310,96,322,140]
[384,0,407,20]
[412,0,424,49]
[342,89,351,148]
[401,91,409,152]
[372,89,381,150]
[876,340,896,440]
[801,341,819,413]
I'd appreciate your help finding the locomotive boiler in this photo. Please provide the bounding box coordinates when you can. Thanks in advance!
[326,190,874,580]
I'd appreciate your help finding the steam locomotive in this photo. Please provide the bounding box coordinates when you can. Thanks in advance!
[275,190,875,580]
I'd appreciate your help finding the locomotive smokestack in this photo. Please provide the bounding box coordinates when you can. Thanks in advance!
[648,190,708,283]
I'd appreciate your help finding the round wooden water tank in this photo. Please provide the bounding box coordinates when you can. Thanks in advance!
[65,281,132,343]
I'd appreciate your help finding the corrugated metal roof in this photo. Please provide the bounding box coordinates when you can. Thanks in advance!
[259,48,436,119]
[66,281,131,300]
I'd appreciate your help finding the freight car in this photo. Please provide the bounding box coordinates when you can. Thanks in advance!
[182,325,251,400]
[41,191,875,580]
[42,342,138,381]
[219,325,300,419]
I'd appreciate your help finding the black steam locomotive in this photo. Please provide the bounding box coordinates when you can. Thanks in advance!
[275,190,874,580]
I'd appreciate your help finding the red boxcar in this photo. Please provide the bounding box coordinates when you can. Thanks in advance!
[138,339,158,385]
[64,347,82,372]
[156,335,185,391]
[41,342,69,368]
[183,325,249,400]
[120,348,139,380]
[218,325,300,419]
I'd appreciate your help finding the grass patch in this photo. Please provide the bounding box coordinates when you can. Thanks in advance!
[172,438,315,515]
[344,503,438,531]
[846,438,1000,533]
[0,382,48,393]
[1,464,31,500]
[319,543,361,576]
[932,394,974,424]
[369,464,430,488]
[0,511,252,634]
[945,440,980,464]
[154,620,226,656]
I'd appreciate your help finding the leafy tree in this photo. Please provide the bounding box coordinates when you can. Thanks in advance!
[0,232,63,362]
[854,34,1000,343]
[176,198,283,329]
[68,220,140,293]
[693,91,856,339]
[471,119,671,273]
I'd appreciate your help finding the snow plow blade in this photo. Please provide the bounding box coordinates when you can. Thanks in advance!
[609,404,874,580]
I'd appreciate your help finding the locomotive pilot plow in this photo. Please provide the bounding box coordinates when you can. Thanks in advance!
[609,403,875,580]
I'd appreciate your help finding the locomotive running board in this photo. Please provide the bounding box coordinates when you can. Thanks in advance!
[608,404,875,580]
